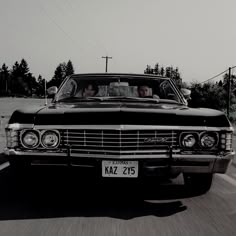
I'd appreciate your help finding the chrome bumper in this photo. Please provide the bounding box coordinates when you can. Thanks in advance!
[4,148,235,175]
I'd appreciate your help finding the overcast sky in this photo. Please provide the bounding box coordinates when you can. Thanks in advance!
[1,0,236,83]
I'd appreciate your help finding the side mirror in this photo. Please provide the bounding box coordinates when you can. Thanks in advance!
[181,88,191,100]
[47,86,58,95]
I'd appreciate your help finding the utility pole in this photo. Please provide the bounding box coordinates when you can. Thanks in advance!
[44,79,47,106]
[227,67,231,118]
[101,56,112,72]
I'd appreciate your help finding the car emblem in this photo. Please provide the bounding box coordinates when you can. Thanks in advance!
[143,137,171,144]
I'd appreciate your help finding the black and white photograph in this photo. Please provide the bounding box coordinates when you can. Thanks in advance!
[0,0,236,235]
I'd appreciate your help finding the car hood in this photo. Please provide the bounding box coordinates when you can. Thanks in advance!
[8,102,231,127]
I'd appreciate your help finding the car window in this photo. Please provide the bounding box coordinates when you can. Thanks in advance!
[55,76,183,103]
[56,79,77,100]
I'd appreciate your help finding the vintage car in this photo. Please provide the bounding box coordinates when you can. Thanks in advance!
[4,73,235,193]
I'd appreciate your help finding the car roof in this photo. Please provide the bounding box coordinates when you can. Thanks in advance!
[70,73,170,80]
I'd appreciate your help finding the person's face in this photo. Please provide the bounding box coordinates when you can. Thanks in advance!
[83,84,96,97]
[138,86,149,97]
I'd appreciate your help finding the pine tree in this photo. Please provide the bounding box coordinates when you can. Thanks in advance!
[66,60,74,76]
[48,60,75,88]
[11,61,20,77]
[160,67,165,76]
[54,63,65,87]
[0,63,9,95]
[36,75,46,96]
[154,63,159,75]
[19,58,29,76]
[10,59,33,96]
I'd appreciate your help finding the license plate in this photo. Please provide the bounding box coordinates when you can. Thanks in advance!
[102,160,138,178]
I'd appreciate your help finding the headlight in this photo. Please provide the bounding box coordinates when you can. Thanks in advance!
[200,132,217,148]
[181,134,197,148]
[21,130,40,149]
[41,130,60,149]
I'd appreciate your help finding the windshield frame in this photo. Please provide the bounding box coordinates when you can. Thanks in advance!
[53,74,187,105]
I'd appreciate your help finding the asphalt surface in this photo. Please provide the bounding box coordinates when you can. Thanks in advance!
[0,141,236,235]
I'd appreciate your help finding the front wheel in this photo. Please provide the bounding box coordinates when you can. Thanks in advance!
[183,173,213,194]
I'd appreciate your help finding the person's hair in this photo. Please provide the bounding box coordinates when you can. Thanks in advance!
[83,82,99,94]
[138,85,149,90]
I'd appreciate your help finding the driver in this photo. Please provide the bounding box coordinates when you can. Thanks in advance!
[137,85,151,97]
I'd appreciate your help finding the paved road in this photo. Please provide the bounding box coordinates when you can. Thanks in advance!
[0,139,235,236]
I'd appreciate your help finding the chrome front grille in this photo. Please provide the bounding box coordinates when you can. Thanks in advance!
[60,129,179,155]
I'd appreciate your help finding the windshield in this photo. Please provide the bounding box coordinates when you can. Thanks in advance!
[55,75,185,104]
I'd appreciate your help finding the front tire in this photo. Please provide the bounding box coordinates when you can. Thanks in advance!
[183,173,213,194]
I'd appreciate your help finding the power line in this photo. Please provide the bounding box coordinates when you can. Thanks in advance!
[201,65,236,84]
[201,68,229,84]
[38,1,109,70]
[230,65,236,71]
[38,2,77,46]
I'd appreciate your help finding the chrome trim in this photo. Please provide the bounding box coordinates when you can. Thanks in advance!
[199,131,219,149]
[179,131,220,149]
[137,130,140,149]
[6,123,34,130]
[20,129,41,149]
[70,164,94,168]
[33,125,234,132]
[67,149,181,154]
[173,152,235,159]
[69,151,233,160]
[6,129,18,148]
[169,79,187,104]
[179,132,199,148]
[31,163,68,166]
[40,130,61,149]
[4,149,66,156]
[61,129,178,154]
[4,148,234,159]
[0,162,10,171]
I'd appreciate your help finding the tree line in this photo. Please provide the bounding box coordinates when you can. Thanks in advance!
[1,60,235,120]
[144,63,236,121]
[144,64,182,87]
[0,59,74,97]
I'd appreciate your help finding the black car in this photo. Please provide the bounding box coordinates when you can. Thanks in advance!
[4,73,235,193]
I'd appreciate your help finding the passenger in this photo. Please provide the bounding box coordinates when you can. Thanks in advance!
[82,83,98,97]
[137,85,151,97]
